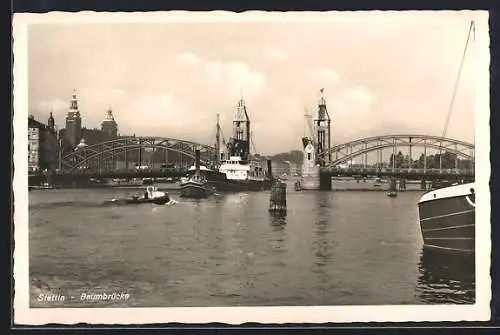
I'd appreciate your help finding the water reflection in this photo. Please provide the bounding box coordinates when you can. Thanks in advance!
[269,213,287,228]
[268,213,287,253]
[313,193,334,264]
[311,193,336,299]
[415,247,475,304]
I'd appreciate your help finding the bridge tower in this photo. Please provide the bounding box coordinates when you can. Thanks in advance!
[314,89,332,167]
[229,97,251,161]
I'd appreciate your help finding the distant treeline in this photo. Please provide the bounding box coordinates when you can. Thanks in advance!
[257,149,473,169]
[389,151,473,169]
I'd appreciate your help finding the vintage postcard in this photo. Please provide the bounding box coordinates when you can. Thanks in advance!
[13,10,491,325]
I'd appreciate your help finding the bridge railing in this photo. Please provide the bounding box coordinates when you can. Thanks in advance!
[54,167,190,176]
[321,167,474,176]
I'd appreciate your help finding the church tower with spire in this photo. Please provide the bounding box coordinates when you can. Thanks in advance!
[64,89,82,146]
[101,106,118,139]
[47,111,55,130]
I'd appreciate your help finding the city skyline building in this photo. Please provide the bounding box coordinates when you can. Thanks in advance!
[101,106,118,139]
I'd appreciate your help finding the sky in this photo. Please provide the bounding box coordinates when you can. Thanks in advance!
[26,11,487,155]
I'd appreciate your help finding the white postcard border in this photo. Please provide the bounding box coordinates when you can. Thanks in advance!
[13,10,491,325]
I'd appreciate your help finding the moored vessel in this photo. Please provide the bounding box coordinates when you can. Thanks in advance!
[216,98,272,191]
[181,98,272,192]
[417,21,476,255]
[417,182,475,254]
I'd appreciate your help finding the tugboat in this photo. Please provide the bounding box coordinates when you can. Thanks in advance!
[180,175,214,198]
[180,150,215,198]
[106,186,170,205]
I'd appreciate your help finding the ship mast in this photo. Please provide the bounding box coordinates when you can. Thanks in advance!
[438,20,474,170]
[215,113,220,166]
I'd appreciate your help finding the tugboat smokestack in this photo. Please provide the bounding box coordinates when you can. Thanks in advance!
[195,149,201,177]
[267,159,273,180]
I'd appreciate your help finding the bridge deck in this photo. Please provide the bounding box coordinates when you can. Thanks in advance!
[320,167,474,178]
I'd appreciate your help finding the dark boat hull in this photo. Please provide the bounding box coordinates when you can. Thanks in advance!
[107,195,170,205]
[183,166,272,192]
[180,182,214,198]
[418,184,475,254]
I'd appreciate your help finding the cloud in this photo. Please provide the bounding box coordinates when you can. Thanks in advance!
[264,47,287,62]
[37,99,68,114]
[178,52,267,100]
[331,87,375,117]
[178,52,203,66]
[307,68,340,87]
[78,86,127,105]
[126,93,185,126]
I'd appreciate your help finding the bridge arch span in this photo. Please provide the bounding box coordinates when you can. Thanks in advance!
[320,134,474,167]
[61,136,216,172]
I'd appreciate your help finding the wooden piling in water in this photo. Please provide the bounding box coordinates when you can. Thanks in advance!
[269,180,287,214]
[389,178,397,191]
[399,178,406,192]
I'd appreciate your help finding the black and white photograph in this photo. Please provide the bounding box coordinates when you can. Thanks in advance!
[13,10,490,324]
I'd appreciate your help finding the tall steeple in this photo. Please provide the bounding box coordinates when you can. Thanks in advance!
[68,89,81,118]
[65,89,82,147]
[47,111,55,130]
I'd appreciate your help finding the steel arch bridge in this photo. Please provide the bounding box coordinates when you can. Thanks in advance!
[318,134,475,167]
[61,136,216,172]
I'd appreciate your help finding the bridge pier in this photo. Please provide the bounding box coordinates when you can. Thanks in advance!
[319,172,332,191]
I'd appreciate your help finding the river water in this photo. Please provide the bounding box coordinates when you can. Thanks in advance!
[28,180,475,307]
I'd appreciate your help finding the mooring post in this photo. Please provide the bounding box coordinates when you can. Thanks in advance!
[420,179,426,190]
[269,179,287,214]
